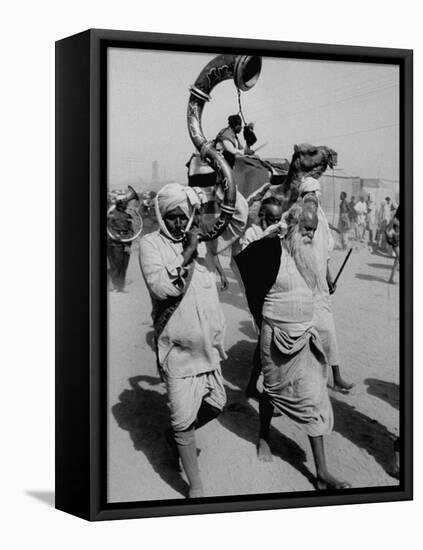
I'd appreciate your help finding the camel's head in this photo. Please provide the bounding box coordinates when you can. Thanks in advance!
[293,143,337,177]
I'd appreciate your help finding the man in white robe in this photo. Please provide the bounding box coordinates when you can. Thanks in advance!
[139,182,247,498]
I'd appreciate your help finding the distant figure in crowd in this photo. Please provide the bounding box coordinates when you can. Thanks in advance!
[366,193,377,246]
[354,196,368,242]
[139,182,247,498]
[236,202,351,490]
[348,195,358,240]
[386,205,400,285]
[215,114,246,168]
[299,177,354,393]
[107,199,134,292]
[338,192,350,249]
[378,196,394,250]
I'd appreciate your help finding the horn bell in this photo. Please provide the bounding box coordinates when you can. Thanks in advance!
[124,185,139,203]
[234,56,262,91]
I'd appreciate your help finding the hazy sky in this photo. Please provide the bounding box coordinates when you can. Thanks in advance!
[108,47,399,192]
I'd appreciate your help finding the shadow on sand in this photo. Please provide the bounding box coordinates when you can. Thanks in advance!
[218,339,316,487]
[355,273,389,284]
[218,286,248,310]
[364,378,399,410]
[111,375,188,497]
[367,263,393,270]
[112,334,398,493]
[370,247,394,259]
[237,319,258,340]
[222,338,398,482]
[330,394,397,476]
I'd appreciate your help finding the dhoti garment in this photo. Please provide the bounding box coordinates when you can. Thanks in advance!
[154,260,228,432]
[260,319,333,437]
[165,370,226,432]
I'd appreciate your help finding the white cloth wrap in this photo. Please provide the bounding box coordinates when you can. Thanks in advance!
[260,320,333,437]
[155,182,202,241]
[166,369,226,431]
[299,176,321,195]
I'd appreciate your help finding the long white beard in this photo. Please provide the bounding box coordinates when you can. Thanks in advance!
[286,228,324,292]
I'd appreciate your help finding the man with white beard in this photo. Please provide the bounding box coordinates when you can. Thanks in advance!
[235,202,351,490]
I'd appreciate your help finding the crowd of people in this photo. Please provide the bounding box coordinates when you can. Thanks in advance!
[136,166,365,497]
[125,116,400,498]
[338,193,399,254]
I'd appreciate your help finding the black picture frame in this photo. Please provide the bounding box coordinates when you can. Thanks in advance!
[55,28,413,521]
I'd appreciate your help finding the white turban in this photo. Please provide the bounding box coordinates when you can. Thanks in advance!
[155,182,201,241]
[299,176,321,195]
[156,182,201,217]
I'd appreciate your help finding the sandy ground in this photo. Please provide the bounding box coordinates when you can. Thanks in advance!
[107,230,400,502]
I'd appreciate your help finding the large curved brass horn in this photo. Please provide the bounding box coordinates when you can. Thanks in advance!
[123,184,140,204]
[107,185,143,243]
[187,54,262,240]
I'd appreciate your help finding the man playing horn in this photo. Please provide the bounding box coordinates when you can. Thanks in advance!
[215,114,247,168]
[235,201,350,490]
[139,182,247,498]
[299,177,354,393]
[107,198,134,292]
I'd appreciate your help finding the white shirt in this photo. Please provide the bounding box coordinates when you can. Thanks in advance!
[354,201,367,224]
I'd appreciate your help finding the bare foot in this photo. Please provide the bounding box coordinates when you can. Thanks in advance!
[257,438,273,462]
[333,379,355,394]
[316,471,351,490]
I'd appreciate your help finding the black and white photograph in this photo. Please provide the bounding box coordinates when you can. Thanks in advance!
[3,0,421,543]
[106,45,403,503]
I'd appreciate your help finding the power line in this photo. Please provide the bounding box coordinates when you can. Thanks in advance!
[245,74,397,118]
[241,75,397,120]
[316,122,398,140]
[246,82,397,123]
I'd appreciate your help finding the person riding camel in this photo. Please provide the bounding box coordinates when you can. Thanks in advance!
[215,114,246,168]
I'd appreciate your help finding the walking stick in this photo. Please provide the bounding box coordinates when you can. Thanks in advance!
[253,141,268,153]
[333,248,353,286]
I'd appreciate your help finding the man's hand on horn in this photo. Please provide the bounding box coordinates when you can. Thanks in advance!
[182,226,200,265]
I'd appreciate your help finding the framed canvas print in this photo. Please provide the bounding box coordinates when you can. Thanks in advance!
[55,29,412,521]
